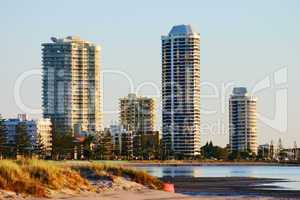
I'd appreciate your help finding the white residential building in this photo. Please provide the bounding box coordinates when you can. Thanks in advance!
[229,87,257,154]
[162,24,201,156]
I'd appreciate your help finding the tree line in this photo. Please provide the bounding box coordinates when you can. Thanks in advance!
[0,116,296,161]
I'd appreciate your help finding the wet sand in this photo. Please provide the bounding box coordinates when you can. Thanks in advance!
[93,189,283,200]
[22,189,292,200]
[161,176,300,199]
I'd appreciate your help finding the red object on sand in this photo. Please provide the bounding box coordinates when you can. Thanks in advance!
[163,183,175,192]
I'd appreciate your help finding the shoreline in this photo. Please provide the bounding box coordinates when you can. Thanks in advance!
[160,176,300,199]
[1,175,299,199]
[124,161,300,167]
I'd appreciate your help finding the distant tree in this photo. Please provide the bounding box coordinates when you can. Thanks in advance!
[15,122,31,156]
[52,128,74,160]
[82,134,95,160]
[0,117,7,158]
[228,150,240,161]
[201,141,229,160]
[34,133,47,158]
[201,142,214,159]
[98,131,113,160]
[112,134,121,158]
[240,151,251,160]
[200,142,208,158]
[214,146,229,160]
[159,137,174,160]
[93,135,102,160]
[235,151,241,160]
[174,152,185,160]
[120,132,133,160]
[257,148,263,160]
[278,150,288,161]
[159,140,170,160]
[228,150,255,161]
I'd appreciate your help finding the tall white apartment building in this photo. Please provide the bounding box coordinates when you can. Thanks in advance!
[162,25,201,156]
[229,87,257,154]
[42,36,101,134]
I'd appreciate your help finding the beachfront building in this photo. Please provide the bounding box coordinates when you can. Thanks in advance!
[99,128,114,160]
[229,87,257,154]
[109,124,127,157]
[258,144,272,159]
[161,24,201,157]
[121,130,134,159]
[35,118,52,155]
[42,36,102,134]
[3,115,52,154]
[119,93,155,133]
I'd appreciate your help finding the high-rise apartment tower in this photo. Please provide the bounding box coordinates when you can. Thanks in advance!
[42,36,101,134]
[229,87,257,154]
[162,25,201,156]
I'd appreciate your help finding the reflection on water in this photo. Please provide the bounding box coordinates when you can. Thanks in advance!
[136,165,300,190]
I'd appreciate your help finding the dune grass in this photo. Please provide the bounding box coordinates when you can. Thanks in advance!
[0,160,45,196]
[0,159,163,197]
[72,164,163,190]
[0,159,91,197]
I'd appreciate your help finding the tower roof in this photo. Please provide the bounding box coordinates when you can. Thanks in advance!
[43,36,99,48]
[168,24,198,36]
[233,87,248,95]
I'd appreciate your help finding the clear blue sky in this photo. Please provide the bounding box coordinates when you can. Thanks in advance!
[1,0,299,147]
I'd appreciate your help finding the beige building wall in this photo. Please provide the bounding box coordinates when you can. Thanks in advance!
[36,118,52,154]
[119,93,155,133]
[42,36,102,134]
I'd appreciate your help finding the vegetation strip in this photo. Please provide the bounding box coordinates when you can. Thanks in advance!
[0,159,162,197]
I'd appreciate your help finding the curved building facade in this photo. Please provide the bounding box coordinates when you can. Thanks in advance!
[162,25,201,156]
[229,87,257,154]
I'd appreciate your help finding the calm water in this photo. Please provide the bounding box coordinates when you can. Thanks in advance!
[136,165,300,190]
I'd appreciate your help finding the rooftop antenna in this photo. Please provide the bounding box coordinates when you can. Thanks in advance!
[278,138,283,150]
[51,37,57,42]
[294,141,298,160]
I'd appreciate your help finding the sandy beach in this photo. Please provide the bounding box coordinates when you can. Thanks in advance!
[2,177,299,200]
[69,190,294,200]
[1,189,290,200]
[12,189,296,200]
[93,190,286,200]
